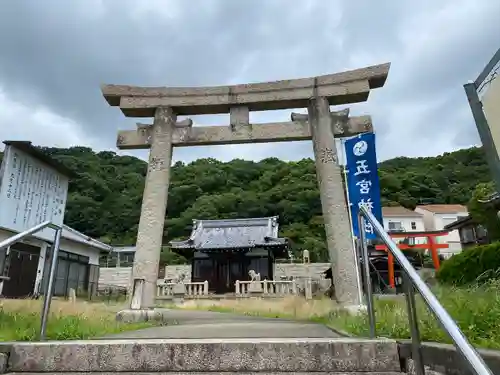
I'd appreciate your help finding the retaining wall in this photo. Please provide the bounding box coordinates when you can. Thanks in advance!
[99,262,331,289]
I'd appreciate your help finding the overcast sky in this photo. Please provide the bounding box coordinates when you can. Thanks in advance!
[0,0,498,164]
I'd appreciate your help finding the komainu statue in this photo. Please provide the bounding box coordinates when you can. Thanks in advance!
[175,273,186,284]
[248,269,261,282]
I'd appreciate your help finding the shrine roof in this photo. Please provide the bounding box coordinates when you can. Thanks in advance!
[169,216,288,251]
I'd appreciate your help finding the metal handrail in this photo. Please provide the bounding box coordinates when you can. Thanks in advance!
[357,206,493,375]
[0,220,58,249]
[0,220,63,340]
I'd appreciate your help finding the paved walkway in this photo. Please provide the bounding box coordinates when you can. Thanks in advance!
[104,309,341,339]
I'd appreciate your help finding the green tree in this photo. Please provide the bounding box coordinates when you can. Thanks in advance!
[468,182,500,241]
[0,145,491,263]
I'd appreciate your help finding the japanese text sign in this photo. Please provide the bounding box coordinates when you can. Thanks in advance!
[0,144,69,241]
[344,132,383,239]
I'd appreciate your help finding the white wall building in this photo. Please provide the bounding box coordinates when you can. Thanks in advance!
[0,225,112,298]
[415,204,469,258]
[381,206,426,244]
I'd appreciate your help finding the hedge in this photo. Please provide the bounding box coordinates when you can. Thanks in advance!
[436,241,500,286]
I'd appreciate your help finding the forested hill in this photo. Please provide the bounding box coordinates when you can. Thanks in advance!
[0,146,490,262]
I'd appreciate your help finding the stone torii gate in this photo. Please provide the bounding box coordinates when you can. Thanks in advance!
[101,62,390,310]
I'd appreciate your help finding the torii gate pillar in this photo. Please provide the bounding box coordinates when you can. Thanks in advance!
[308,99,360,305]
[131,107,175,308]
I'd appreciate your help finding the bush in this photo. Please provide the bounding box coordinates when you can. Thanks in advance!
[436,242,500,286]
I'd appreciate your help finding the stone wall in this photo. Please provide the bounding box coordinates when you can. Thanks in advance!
[99,262,331,289]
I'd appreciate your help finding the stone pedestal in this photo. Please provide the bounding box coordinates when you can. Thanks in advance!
[304,278,313,300]
[308,98,361,306]
[172,283,186,304]
[130,107,176,309]
[248,281,263,293]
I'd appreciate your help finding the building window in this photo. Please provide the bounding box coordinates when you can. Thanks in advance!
[100,252,118,267]
[411,222,417,230]
[388,221,403,231]
[99,254,110,267]
[41,249,90,297]
[460,227,476,243]
[119,252,135,267]
[99,251,136,267]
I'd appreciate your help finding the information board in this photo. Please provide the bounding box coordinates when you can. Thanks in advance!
[0,144,69,241]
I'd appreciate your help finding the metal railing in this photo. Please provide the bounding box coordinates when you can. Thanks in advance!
[357,206,493,375]
[0,220,62,340]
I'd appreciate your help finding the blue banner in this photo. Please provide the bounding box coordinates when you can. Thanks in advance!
[344,132,383,239]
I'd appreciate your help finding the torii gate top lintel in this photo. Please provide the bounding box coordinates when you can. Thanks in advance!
[101,62,390,117]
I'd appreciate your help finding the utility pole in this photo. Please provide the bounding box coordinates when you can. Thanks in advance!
[463,48,500,191]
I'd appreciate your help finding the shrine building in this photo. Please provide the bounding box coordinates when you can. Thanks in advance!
[169,216,289,294]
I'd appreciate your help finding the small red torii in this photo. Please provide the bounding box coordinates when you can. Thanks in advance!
[374,230,449,288]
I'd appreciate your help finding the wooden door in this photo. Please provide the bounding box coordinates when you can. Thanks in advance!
[213,258,230,294]
[2,249,39,298]
[228,255,249,291]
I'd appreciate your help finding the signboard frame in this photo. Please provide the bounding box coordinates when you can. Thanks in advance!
[0,142,70,242]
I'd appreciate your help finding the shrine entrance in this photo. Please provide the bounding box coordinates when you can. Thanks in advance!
[192,253,273,294]
[210,253,249,294]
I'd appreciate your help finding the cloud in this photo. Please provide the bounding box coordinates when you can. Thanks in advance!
[0,0,498,164]
[0,86,103,149]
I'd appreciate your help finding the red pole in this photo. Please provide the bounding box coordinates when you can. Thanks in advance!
[388,252,395,289]
[428,235,441,270]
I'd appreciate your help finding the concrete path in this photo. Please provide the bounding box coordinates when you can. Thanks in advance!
[103,309,341,339]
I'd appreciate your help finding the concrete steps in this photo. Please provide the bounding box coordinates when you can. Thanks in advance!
[3,338,404,373]
[6,373,405,375]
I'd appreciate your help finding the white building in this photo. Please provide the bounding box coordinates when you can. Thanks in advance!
[415,204,469,258]
[0,225,112,298]
[382,206,426,244]
[100,246,136,268]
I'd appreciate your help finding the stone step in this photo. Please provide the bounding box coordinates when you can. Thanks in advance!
[6,373,405,375]
[6,338,402,373]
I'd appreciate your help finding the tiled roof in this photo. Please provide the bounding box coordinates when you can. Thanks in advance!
[382,206,422,217]
[170,216,288,250]
[416,204,468,214]
[60,225,113,252]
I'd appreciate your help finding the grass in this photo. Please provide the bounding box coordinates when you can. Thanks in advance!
[0,298,155,341]
[175,280,500,350]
